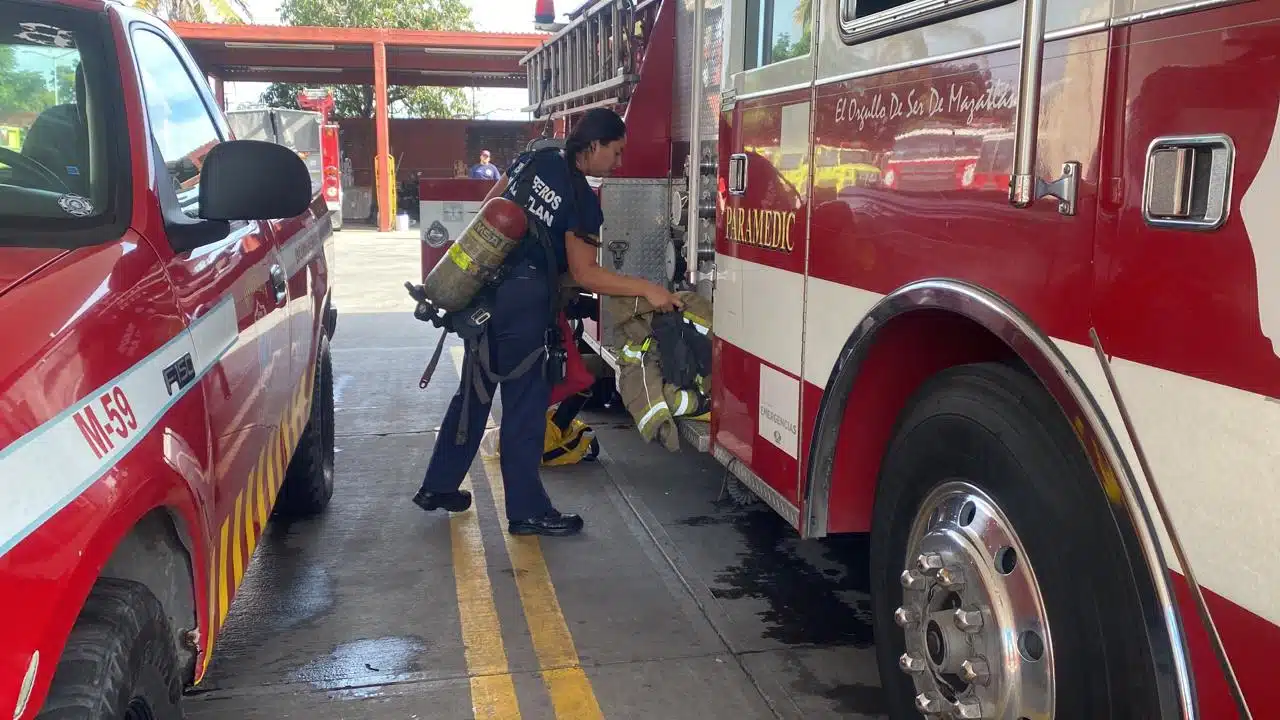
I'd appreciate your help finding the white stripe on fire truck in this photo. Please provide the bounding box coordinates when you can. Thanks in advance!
[716,254,1280,627]
[0,298,238,559]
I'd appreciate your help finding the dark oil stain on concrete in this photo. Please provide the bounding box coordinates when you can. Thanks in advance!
[676,501,875,649]
[823,683,889,715]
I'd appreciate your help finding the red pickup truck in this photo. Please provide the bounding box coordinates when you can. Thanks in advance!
[0,1,337,718]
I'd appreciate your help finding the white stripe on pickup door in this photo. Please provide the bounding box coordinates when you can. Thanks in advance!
[0,297,238,558]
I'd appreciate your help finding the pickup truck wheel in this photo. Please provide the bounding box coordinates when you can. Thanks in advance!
[869,362,1161,719]
[277,333,335,516]
[35,579,182,720]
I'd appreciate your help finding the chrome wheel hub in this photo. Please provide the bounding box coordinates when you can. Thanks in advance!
[894,481,1054,718]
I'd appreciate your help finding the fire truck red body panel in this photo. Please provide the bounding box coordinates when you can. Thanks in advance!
[0,2,334,717]
[529,0,1280,714]
[704,1,1280,716]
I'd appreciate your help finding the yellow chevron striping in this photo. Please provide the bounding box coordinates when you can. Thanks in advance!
[198,350,323,685]
[241,475,255,554]
[217,517,231,624]
[230,494,244,586]
[256,458,269,528]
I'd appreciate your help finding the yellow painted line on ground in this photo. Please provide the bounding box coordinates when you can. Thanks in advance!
[450,473,523,720]
[447,346,605,720]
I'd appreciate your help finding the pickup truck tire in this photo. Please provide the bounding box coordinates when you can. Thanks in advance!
[276,333,335,516]
[869,362,1160,719]
[35,578,182,720]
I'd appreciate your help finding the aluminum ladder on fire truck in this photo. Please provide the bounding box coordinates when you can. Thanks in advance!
[521,0,656,119]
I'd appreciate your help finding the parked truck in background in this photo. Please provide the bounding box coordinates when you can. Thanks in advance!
[0,1,337,717]
[227,89,344,231]
[522,0,1280,717]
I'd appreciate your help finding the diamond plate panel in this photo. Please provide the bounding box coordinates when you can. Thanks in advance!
[673,0,696,142]
[698,2,725,142]
[597,178,673,350]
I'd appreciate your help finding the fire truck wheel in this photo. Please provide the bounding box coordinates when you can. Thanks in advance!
[276,334,335,516]
[35,578,182,720]
[869,362,1160,719]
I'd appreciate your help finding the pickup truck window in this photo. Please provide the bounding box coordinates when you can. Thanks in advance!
[0,1,115,232]
[132,27,223,220]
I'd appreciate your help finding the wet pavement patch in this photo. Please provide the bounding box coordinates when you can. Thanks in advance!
[676,501,876,649]
[288,635,427,698]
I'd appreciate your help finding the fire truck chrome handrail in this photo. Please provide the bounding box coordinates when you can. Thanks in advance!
[686,0,707,287]
[1110,0,1251,28]
[815,20,1108,89]
[735,79,814,103]
[800,278,1196,719]
[1010,0,1049,208]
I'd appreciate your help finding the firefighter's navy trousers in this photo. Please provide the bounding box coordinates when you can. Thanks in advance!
[417,262,555,522]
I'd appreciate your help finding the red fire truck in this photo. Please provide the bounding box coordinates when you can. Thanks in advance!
[521,0,1280,716]
[0,1,336,717]
[297,88,345,231]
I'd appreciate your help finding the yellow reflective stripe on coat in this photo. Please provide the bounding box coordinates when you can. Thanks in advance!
[682,310,711,334]
[619,343,646,363]
[637,400,672,435]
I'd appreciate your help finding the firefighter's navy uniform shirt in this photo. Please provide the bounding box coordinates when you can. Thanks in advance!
[501,150,603,275]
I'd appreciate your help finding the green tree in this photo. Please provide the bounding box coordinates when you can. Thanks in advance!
[260,0,474,120]
[0,47,77,119]
[132,0,252,23]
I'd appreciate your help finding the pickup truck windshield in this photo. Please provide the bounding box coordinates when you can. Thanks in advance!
[0,1,115,235]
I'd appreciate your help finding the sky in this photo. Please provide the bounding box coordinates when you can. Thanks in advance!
[220,0,570,119]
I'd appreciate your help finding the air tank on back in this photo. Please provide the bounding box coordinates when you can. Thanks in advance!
[421,195,528,312]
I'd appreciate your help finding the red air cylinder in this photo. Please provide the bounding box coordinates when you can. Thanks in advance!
[421,195,528,313]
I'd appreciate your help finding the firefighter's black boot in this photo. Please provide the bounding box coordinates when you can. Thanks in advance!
[413,488,473,513]
[509,509,584,536]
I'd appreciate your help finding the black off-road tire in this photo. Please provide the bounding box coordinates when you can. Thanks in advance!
[35,579,183,720]
[276,333,335,516]
[869,362,1162,718]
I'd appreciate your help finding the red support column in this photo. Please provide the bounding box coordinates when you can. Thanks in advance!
[212,76,225,110]
[373,41,392,232]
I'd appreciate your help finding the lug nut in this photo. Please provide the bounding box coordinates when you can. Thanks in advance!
[900,569,928,590]
[894,606,918,627]
[898,652,926,673]
[914,691,945,715]
[954,697,984,719]
[937,566,965,590]
[960,657,990,686]
[953,607,983,632]
[915,552,944,574]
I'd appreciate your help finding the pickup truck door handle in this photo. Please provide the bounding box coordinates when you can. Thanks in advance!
[269,264,288,305]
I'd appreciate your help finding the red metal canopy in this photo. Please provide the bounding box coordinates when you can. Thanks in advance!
[170,22,548,231]
[174,22,544,88]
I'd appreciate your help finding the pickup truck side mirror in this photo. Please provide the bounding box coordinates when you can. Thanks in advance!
[161,138,315,254]
[199,139,313,221]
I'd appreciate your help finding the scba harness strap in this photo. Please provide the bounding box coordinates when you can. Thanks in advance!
[409,147,568,446]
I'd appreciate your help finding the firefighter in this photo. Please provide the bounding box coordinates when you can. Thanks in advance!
[412,108,682,536]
